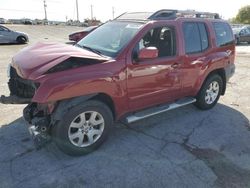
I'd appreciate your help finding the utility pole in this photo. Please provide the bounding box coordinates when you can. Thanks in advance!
[91,4,93,20]
[76,0,79,21]
[43,0,48,24]
[112,7,115,19]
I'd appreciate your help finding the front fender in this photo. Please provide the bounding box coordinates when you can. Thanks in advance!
[32,70,124,103]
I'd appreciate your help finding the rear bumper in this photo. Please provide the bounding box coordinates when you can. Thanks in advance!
[225,63,235,82]
[69,35,76,41]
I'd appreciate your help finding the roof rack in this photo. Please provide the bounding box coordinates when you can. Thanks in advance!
[115,9,220,21]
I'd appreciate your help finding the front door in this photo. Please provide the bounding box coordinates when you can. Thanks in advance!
[127,25,182,111]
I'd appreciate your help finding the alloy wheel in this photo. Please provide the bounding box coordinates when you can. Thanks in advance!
[68,111,105,147]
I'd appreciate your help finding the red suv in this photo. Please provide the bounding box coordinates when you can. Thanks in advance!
[1,10,235,155]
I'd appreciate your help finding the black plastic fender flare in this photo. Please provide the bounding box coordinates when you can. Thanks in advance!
[51,94,97,123]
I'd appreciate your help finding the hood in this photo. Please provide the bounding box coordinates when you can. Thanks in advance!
[12,42,109,80]
[14,31,28,36]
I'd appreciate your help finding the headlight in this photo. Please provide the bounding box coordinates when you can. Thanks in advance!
[7,64,11,78]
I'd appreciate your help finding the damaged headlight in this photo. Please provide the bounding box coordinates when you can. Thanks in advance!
[46,57,105,74]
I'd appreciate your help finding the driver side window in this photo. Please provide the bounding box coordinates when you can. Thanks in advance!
[133,26,176,60]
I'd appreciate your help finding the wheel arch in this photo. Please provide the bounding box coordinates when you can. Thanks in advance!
[16,35,27,41]
[91,93,116,120]
[51,93,116,124]
[202,68,226,95]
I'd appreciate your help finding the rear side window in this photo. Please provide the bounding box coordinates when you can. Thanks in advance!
[212,22,234,47]
[198,23,209,50]
[183,22,209,54]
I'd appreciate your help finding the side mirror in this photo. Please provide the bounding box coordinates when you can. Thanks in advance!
[138,47,158,61]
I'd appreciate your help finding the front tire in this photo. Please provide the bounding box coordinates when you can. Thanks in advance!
[195,74,223,110]
[17,36,27,44]
[52,100,113,156]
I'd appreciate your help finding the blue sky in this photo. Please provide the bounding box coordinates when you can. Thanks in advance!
[0,0,249,21]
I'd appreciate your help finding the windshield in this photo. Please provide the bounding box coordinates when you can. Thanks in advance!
[77,21,143,58]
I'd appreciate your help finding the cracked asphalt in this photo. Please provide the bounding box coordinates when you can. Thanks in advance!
[0,25,250,188]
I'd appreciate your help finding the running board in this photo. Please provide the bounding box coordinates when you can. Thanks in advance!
[125,97,196,124]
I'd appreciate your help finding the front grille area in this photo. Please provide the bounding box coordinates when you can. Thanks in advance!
[8,67,36,98]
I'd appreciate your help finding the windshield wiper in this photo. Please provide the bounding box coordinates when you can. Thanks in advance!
[76,44,104,56]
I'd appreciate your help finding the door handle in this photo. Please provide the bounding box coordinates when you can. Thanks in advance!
[171,62,180,69]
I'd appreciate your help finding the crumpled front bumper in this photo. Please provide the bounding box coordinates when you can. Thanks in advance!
[23,103,51,148]
[0,95,31,104]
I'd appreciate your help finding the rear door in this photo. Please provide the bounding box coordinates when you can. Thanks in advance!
[180,21,211,96]
[126,24,182,111]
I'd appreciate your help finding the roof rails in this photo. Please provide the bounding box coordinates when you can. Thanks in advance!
[115,9,220,21]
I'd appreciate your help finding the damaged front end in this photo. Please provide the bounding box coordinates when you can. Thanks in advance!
[23,103,53,148]
[1,42,110,149]
[0,66,36,104]
[1,66,53,148]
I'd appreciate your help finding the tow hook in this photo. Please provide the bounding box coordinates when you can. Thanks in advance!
[28,115,51,149]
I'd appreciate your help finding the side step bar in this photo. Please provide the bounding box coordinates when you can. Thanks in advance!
[125,97,196,124]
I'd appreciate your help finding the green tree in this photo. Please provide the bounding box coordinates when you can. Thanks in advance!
[228,17,238,24]
[236,5,250,24]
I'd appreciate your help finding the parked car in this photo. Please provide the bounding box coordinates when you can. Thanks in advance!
[0,25,29,44]
[0,18,6,24]
[22,19,33,25]
[0,10,235,155]
[69,26,97,42]
[232,25,250,44]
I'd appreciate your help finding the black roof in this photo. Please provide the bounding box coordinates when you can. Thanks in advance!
[115,9,220,21]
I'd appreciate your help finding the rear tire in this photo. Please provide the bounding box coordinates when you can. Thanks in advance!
[195,74,223,110]
[17,36,27,44]
[52,100,113,156]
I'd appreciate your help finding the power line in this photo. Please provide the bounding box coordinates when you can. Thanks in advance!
[43,0,48,22]
[112,7,115,19]
[76,0,79,21]
[91,4,93,20]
